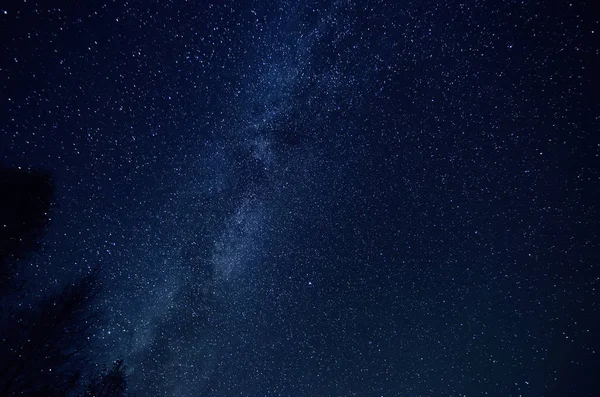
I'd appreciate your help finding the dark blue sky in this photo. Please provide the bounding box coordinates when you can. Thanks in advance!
[1,0,598,395]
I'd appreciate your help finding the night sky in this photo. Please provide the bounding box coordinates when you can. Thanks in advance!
[1,0,598,396]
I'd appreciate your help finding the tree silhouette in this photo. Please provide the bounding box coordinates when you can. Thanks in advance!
[0,166,129,396]
[0,167,53,293]
[85,360,128,397]
[0,270,101,395]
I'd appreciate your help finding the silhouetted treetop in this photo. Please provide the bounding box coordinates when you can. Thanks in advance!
[0,167,54,291]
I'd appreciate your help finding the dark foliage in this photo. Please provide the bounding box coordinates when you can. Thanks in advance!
[0,167,53,292]
[0,167,129,396]
[85,360,128,397]
[0,270,101,396]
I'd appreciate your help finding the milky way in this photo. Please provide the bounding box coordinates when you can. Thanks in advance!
[118,5,368,392]
[1,0,597,396]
